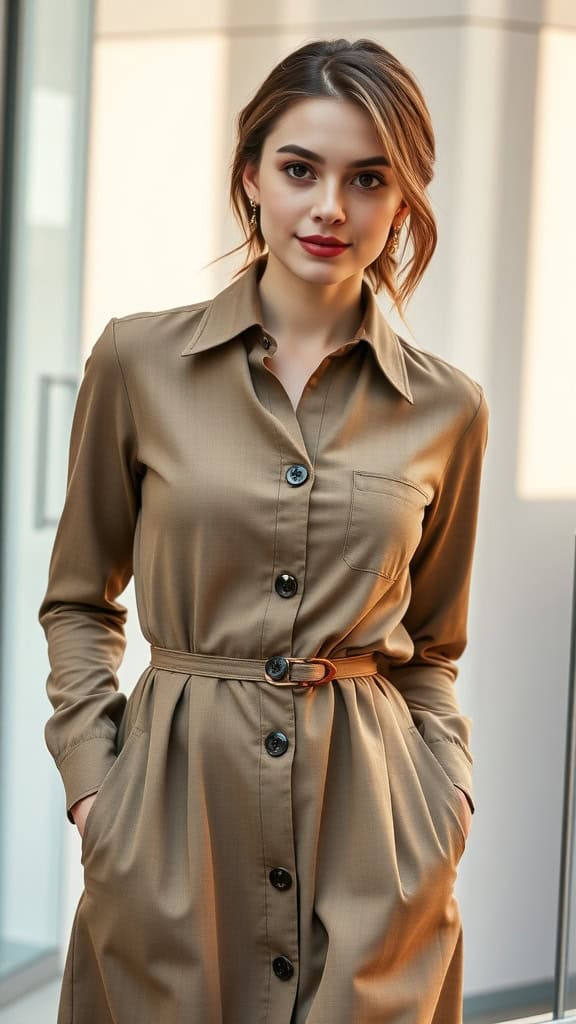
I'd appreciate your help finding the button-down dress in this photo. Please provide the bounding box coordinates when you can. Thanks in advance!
[39,252,489,1024]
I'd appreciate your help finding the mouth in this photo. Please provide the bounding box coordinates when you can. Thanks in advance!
[296,236,352,258]
[297,236,351,247]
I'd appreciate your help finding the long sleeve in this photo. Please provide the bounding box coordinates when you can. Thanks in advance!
[38,317,143,824]
[385,383,490,815]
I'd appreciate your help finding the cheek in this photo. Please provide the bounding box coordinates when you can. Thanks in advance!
[350,210,391,258]
[264,180,302,223]
[354,199,392,232]
[356,195,397,235]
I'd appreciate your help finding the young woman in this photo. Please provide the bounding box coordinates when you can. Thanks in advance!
[39,36,489,1024]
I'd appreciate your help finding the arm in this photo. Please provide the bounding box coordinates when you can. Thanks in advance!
[38,317,143,823]
[385,383,490,815]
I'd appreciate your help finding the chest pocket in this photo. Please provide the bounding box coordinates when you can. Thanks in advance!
[342,471,432,581]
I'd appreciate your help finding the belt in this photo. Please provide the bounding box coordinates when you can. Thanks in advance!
[149,645,379,690]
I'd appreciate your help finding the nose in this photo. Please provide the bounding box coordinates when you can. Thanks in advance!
[310,182,346,223]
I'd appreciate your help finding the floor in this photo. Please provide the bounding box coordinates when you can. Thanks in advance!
[0,978,60,1022]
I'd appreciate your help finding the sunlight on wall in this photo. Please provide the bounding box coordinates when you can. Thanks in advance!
[519,28,576,499]
[81,30,234,703]
[84,34,229,341]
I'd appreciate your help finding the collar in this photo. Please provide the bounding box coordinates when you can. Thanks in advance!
[180,252,414,404]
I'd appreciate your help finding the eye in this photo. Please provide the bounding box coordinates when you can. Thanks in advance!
[353,172,386,190]
[283,162,313,180]
[282,162,385,190]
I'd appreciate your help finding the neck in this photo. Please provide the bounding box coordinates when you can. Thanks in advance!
[256,251,365,353]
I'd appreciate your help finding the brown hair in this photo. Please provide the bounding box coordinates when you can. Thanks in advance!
[206,37,437,324]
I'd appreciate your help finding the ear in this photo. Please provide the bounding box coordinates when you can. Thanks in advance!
[242,161,260,203]
[395,200,410,226]
[390,207,409,234]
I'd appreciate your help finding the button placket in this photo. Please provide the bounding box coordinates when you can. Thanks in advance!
[249,333,326,999]
[260,685,299,1000]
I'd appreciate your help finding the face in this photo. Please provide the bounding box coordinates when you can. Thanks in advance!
[242,96,409,285]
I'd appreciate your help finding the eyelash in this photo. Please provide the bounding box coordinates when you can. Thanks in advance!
[282,162,386,190]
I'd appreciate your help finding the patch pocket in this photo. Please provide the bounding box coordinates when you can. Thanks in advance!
[342,472,432,580]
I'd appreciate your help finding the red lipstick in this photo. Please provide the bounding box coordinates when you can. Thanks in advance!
[296,234,351,259]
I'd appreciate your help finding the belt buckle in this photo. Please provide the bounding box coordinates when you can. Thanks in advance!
[289,656,337,689]
[264,655,338,688]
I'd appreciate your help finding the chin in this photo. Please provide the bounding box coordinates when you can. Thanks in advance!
[267,243,354,286]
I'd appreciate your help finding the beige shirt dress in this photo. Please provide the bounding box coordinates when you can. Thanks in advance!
[39,251,489,1024]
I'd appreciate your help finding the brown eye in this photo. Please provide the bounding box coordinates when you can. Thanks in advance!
[284,162,312,179]
[355,173,385,190]
[282,162,385,190]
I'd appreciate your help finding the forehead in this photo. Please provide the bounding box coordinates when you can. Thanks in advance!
[264,97,385,156]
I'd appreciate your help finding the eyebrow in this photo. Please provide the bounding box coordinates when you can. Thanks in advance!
[276,144,390,169]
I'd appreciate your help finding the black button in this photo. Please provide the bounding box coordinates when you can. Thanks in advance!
[273,956,294,980]
[275,573,298,598]
[286,464,308,486]
[265,657,289,681]
[265,730,289,756]
[262,335,271,349]
[270,867,292,890]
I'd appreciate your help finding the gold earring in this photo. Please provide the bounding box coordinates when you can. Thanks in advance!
[249,196,258,231]
[386,222,401,257]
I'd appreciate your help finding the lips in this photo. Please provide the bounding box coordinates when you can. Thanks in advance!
[297,236,350,247]
[297,236,351,259]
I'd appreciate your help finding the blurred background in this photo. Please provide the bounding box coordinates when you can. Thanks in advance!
[0,0,575,1021]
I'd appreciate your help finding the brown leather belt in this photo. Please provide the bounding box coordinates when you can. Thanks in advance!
[149,645,379,690]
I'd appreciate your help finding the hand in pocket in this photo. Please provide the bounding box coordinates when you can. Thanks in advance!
[70,792,99,840]
[454,786,472,839]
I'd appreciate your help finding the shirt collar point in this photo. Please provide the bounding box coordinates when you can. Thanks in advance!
[179,258,415,405]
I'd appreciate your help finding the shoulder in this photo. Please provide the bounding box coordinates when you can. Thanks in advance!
[113,298,209,328]
[93,299,212,368]
[397,333,489,437]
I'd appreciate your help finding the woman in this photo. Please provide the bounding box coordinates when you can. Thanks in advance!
[39,37,489,1024]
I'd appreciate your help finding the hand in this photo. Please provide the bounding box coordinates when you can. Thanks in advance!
[454,786,472,839]
[70,793,98,840]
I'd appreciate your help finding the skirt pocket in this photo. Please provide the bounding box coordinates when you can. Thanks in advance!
[80,725,147,865]
[373,672,467,863]
[404,723,467,863]
[80,669,151,865]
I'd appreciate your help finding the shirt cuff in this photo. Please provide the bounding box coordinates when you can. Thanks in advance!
[57,736,118,824]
